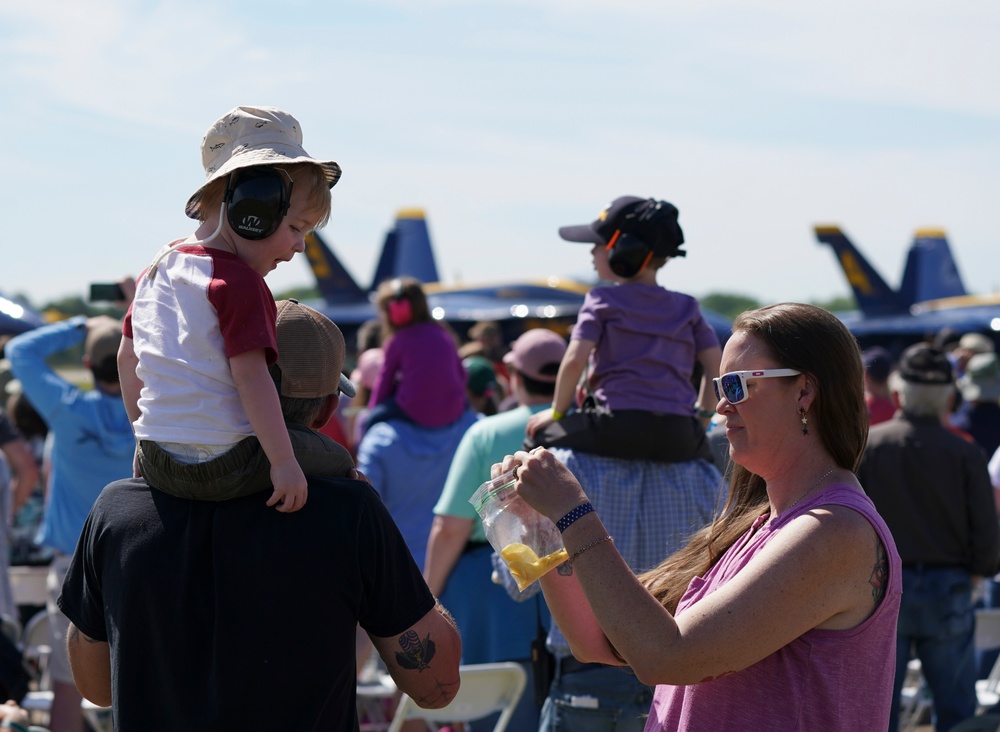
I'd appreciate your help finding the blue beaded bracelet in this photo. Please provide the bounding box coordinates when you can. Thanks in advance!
[557,502,594,533]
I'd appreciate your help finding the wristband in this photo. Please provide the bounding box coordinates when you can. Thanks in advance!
[1,721,29,732]
[696,407,714,419]
[550,409,564,421]
[556,501,594,533]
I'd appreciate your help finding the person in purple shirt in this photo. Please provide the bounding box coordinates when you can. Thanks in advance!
[525,196,722,463]
[366,276,468,430]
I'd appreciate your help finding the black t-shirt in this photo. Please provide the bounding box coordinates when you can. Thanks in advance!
[59,476,435,732]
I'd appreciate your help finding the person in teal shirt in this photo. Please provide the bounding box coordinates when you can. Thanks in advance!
[425,327,567,732]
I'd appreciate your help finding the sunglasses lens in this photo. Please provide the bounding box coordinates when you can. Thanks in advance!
[721,374,745,403]
[713,380,721,401]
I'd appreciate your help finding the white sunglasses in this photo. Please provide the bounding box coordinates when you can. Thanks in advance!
[713,368,802,404]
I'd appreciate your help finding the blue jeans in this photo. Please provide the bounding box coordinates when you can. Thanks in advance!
[538,663,652,732]
[890,567,977,732]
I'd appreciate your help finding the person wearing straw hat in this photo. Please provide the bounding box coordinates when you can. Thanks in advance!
[119,106,355,513]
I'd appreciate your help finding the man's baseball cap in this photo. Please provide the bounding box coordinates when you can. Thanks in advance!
[958,332,995,355]
[558,196,686,258]
[897,344,954,385]
[463,355,498,397]
[85,319,123,367]
[272,300,355,399]
[958,352,1000,402]
[185,106,342,219]
[503,328,566,383]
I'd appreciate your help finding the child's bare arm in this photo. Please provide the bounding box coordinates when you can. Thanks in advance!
[118,335,143,426]
[229,350,307,512]
[695,345,723,420]
[525,337,595,438]
[117,335,143,477]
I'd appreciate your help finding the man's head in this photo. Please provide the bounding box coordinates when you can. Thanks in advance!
[350,348,385,397]
[889,343,955,417]
[558,196,685,279]
[184,106,340,232]
[463,356,497,399]
[954,332,995,372]
[85,317,123,387]
[958,352,1000,404]
[503,328,567,400]
[862,347,893,386]
[270,300,356,426]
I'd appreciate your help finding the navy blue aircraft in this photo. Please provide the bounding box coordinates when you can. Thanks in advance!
[303,208,732,349]
[0,292,45,337]
[814,225,1000,352]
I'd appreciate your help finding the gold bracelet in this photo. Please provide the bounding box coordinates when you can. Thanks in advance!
[567,535,614,565]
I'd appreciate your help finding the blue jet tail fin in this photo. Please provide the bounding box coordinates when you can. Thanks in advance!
[303,232,367,304]
[814,225,905,317]
[370,209,440,289]
[898,228,967,306]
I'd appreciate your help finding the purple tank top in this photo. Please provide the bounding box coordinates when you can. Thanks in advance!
[644,484,902,731]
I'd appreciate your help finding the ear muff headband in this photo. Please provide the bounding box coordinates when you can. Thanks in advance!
[387,278,415,326]
[225,167,293,240]
[606,229,653,278]
[387,298,414,327]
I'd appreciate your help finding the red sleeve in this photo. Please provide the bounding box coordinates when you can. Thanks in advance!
[206,255,278,364]
[123,301,134,339]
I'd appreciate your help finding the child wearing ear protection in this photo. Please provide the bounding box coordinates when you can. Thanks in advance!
[364,277,468,430]
[524,196,723,463]
[118,106,356,513]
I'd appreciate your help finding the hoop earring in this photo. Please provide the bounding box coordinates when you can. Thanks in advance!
[799,407,809,435]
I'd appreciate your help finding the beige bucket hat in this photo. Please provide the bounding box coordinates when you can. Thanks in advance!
[185,105,342,219]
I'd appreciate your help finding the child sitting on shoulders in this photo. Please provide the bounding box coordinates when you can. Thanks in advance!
[119,106,355,513]
[524,196,722,463]
[365,277,468,430]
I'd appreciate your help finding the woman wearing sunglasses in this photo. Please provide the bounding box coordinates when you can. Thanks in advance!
[499,302,902,731]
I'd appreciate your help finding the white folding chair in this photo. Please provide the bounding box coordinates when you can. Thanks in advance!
[357,671,397,732]
[19,609,52,717]
[17,610,113,729]
[386,662,526,732]
[977,609,1000,653]
[898,657,933,731]
[976,609,1000,713]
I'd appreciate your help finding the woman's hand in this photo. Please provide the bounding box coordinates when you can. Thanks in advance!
[493,447,590,525]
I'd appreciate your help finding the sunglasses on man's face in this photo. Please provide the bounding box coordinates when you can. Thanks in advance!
[712,369,802,405]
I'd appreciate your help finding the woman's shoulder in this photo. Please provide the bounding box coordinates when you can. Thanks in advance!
[785,488,887,567]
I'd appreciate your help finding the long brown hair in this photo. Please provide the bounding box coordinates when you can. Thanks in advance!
[640,303,868,613]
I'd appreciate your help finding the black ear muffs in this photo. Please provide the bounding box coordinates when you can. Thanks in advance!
[225,167,293,240]
[606,230,653,278]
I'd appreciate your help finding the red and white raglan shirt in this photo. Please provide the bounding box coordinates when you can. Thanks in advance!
[124,243,278,450]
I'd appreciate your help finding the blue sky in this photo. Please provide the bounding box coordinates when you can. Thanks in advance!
[3,0,999,308]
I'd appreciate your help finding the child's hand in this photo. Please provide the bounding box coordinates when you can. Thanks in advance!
[525,409,556,438]
[267,460,308,512]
